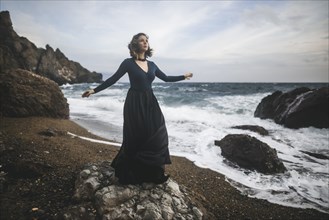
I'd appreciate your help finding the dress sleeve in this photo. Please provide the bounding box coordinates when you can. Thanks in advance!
[93,59,128,93]
[154,63,185,82]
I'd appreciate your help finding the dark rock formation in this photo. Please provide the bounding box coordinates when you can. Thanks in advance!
[0,69,69,118]
[215,134,287,174]
[254,87,329,129]
[254,87,309,121]
[0,11,102,85]
[300,150,329,160]
[62,161,204,219]
[231,125,269,136]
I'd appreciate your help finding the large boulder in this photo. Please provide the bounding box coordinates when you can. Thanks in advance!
[62,161,204,220]
[254,87,329,128]
[215,134,287,174]
[0,69,69,118]
[0,11,102,85]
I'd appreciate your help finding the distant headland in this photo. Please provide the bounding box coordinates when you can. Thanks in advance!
[0,10,102,85]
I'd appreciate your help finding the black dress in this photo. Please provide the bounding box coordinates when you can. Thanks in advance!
[93,58,185,184]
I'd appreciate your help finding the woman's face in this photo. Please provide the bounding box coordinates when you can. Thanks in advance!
[137,35,149,53]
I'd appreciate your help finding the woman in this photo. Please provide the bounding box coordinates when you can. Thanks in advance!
[82,33,193,184]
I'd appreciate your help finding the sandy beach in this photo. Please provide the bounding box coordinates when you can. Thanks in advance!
[0,117,328,220]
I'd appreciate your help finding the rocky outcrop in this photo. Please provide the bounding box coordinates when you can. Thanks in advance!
[0,69,69,118]
[300,150,329,160]
[254,87,329,129]
[0,11,102,85]
[231,125,269,136]
[215,134,287,174]
[63,161,204,220]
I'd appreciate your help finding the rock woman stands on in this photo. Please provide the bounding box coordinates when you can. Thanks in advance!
[82,33,193,184]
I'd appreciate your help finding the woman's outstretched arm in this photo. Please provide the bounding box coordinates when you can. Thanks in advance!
[82,59,128,98]
[155,64,192,82]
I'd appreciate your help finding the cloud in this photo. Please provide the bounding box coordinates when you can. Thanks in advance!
[1,0,328,82]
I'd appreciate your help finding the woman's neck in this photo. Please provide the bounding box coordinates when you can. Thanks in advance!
[136,53,146,61]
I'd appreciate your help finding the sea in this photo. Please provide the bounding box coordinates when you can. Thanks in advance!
[61,82,329,213]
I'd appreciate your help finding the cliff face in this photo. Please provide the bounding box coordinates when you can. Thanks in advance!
[0,11,102,85]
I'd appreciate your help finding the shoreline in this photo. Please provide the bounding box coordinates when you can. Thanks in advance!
[0,116,328,219]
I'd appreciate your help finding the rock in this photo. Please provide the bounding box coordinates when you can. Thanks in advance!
[300,150,329,160]
[38,128,66,137]
[73,161,115,201]
[38,129,57,137]
[62,203,97,220]
[254,87,311,121]
[64,161,204,220]
[0,69,69,118]
[282,87,329,128]
[231,125,269,136]
[254,90,284,119]
[0,11,102,85]
[215,134,287,174]
[254,87,329,129]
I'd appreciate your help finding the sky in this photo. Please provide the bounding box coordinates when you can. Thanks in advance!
[1,0,328,82]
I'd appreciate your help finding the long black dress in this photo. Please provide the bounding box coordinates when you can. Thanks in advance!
[93,58,185,184]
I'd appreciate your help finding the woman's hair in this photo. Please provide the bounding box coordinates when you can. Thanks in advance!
[128,33,153,59]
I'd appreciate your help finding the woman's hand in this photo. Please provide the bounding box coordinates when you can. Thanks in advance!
[82,89,95,98]
[184,72,193,80]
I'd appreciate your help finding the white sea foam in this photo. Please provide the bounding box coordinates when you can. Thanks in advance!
[61,83,329,213]
[67,132,121,146]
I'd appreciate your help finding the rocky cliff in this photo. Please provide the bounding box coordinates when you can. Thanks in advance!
[0,11,102,85]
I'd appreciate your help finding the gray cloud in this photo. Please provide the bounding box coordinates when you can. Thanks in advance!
[2,0,328,82]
